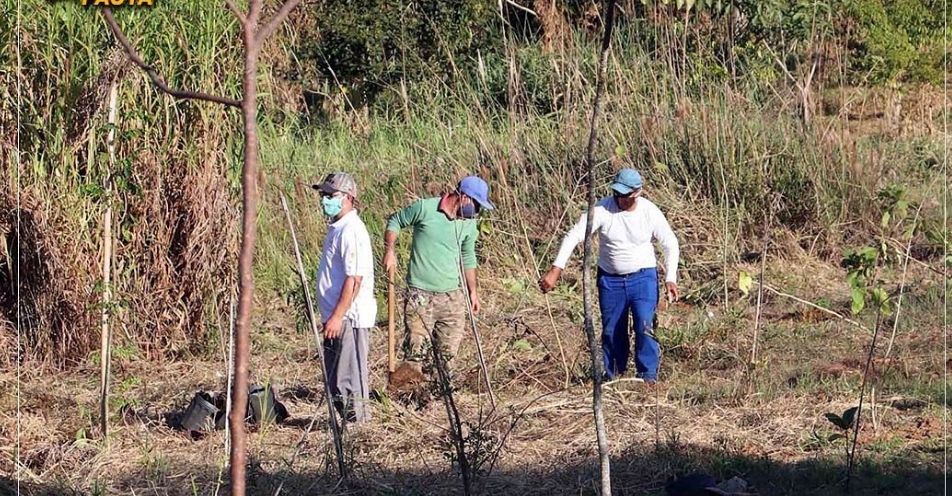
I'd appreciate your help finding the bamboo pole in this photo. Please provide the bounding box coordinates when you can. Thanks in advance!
[98,79,119,441]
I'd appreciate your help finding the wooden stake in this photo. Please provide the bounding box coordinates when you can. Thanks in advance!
[226,293,235,455]
[458,257,497,408]
[387,264,396,379]
[98,79,119,441]
[750,205,770,367]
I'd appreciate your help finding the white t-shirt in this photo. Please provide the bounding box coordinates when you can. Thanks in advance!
[553,197,680,283]
[315,210,377,328]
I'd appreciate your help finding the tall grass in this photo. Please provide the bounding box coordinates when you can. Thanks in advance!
[6,1,245,364]
[4,2,943,365]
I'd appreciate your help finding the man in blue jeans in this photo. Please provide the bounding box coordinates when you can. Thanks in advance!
[539,168,680,383]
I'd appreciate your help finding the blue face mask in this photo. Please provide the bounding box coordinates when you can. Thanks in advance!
[322,195,343,217]
[459,198,478,219]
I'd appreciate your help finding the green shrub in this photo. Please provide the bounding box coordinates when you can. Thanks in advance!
[298,0,499,106]
[844,0,945,84]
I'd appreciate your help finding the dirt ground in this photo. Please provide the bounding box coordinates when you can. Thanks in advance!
[1,256,946,495]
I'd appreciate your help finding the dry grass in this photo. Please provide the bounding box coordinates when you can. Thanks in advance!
[5,6,947,493]
[2,253,944,495]
[0,189,98,366]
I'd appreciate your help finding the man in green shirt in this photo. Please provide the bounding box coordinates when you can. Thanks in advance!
[383,176,494,373]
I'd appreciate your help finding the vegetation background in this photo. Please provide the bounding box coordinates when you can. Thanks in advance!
[0,0,948,494]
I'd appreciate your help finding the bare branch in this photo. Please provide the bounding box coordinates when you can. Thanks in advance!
[758,281,870,332]
[101,9,241,108]
[224,0,248,25]
[762,40,801,89]
[255,0,303,46]
[505,0,537,17]
[803,56,819,90]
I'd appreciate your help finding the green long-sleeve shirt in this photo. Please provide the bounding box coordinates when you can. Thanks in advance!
[386,197,478,293]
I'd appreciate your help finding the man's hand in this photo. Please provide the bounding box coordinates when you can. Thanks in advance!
[323,314,344,339]
[469,292,480,314]
[538,266,562,294]
[382,249,397,273]
[665,281,680,302]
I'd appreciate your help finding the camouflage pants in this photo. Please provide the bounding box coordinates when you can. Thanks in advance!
[403,287,467,371]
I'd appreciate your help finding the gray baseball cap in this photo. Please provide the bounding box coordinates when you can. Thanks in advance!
[312,172,357,197]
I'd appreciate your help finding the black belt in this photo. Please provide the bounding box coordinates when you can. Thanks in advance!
[597,266,655,277]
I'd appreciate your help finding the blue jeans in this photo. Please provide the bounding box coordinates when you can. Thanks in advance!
[597,267,660,380]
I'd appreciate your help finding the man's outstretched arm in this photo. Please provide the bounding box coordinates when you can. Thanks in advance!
[539,211,593,293]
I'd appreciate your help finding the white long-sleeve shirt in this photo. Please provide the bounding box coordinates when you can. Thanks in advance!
[553,197,680,283]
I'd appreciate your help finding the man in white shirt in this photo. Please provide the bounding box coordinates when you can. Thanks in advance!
[313,172,377,422]
[539,168,680,383]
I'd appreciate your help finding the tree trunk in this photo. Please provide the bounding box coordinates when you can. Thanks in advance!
[581,1,617,494]
[229,15,260,496]
[99,3,303,494]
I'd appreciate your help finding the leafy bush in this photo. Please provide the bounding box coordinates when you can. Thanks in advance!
[298,0,499,106]
[844,0,945,84]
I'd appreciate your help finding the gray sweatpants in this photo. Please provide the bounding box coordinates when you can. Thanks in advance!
[323,319,371,422]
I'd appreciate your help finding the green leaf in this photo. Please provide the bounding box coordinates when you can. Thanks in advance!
[846,271,860,289]
[614,145,627,157]
[850,287,866,315]
[895,200,908,219]
[511,339,532,352]
[871,287,891,315]
[880,211,891,230]
[738,271,753,296]
[902,221,917,239]
[841,407,859,428]
[80,183,106,199]
[870,287,888,303]
[478,219,493,236]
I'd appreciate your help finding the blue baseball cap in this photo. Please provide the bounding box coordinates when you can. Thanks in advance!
[610,168,643,194]
[458,175,495,211]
